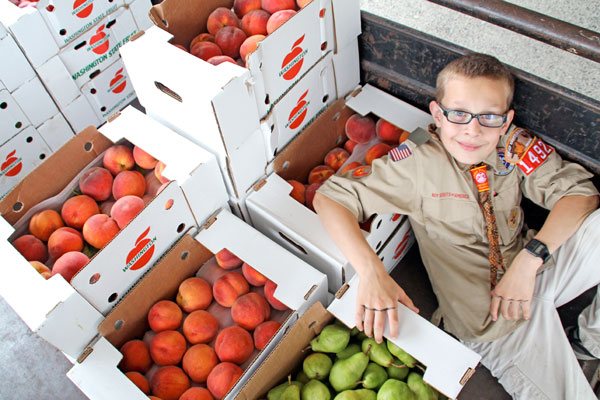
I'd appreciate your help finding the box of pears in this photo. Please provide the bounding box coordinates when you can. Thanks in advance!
[236,277,482,399]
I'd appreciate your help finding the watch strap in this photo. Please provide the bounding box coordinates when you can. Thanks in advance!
[524,238,551,263]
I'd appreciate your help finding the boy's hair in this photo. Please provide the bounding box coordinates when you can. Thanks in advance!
[436,53,515,108]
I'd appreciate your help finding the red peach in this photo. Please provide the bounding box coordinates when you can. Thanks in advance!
[150,366,191,400]
[239,34,265,63]
[132,145,158,169]
[148,300,183,332]
[324,147,350,172]
[145,171,162,196]
[305,182,322,210]
[264,279,289,311]
[51,251,90,282]
[47,227,84,260]
[112,170,146,200]
[154,161,170,184]
[214,326,254,365]
[206,7,240,35]
[340,161,363,175]
[240,9,270,36]
[241,262,268,286]
[345,114,376,144]
[82,214,120,249]
[177,277,213,313]
[207,55,237,65]
[190,41,223,61]
[119,339,152,373]
[30,261,51,279]
[13,234,48,262]
[207,362,243,400]
[212,272,250,307]
[182,344,218,383]
[125,371,150,394]
[231,292,271,330]
[215,26,247,59]
[233,0,261,17]
[261,0,296,14]
[375,118,405,143]
[79,166,113,201]
[287,179,305,204]
[215,248,243,269]
[61,194,100,229]
[266,9,297,34]
[180,387,215,400]
[29,209,64,241]
[308,165,335,184]
[150,330,187,366]
[183,310,219,344]
[111,195,145,229]
[253,320,281,350]
[297,0,311,7]
[190,33,215,49]
[99,200,115,215]
[399,130,410,144]
[365,143,393,165]
[344,139,358,154]
[102,145,135,176]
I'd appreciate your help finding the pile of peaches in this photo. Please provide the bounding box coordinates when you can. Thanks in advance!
[176,0,309,67]
[118,249,289,400]
[286,113,409,211]
[11,144,168,283]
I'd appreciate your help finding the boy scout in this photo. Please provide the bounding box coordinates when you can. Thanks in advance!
[314,53,600,398]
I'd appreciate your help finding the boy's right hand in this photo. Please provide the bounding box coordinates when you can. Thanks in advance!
[355,269,419,344]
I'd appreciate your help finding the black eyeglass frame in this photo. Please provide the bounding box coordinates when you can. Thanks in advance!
[437,103,509,128]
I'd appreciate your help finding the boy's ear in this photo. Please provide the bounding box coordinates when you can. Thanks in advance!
[502,109,515,134]
[429,101,443,127]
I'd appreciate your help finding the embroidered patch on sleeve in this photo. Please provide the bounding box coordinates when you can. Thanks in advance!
[352,165,371,178]
[389,143,412,161]
[504,127,534,164]
[517,137,554,175]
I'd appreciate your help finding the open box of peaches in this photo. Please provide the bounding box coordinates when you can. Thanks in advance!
[0,106,229,356]
[244,84,433,292]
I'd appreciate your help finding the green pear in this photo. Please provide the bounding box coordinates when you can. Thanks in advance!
[296,370,310,384]
[356,331,368,341]
[303,352,333,380]
[362,338,406,369]
[268,380,304,400]
[311,324,351,353]
[333,389,377,400]
[350,327,361,336]
[407,372,438,400]
[329,351,369,392]
[387,360,409,381]
[377,379,415,400]
[386,340,417,368]
[337,343,361,360]
[280,383,301,400]
[301,379,331,400]
[361,362,388,390]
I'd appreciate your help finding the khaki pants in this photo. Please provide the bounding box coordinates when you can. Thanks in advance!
[464,208,600,400]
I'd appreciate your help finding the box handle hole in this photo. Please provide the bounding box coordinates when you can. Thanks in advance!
[155,81,182,102]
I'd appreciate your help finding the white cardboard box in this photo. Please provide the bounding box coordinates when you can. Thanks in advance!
[0,88,29,143]
[11,75,60,127]
[60,94,103,132]
[0,31,36,92]
[36,112,76,152]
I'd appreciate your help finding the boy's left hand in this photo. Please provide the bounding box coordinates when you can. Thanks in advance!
[490,250,542,321]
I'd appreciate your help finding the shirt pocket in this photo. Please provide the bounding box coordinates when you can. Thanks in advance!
[421,197,479,244]
[493,183,522,245]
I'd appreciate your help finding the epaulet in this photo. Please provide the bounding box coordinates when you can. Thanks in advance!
[388,126,430,162]
[407,126,432,146]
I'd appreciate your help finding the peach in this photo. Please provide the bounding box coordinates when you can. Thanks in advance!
[61,194,99,229]
[99,200,115,215]
[119,339,152,373]
[266,9,296,34]
[324,147,350,172]
[125,371,150,394]
[345,114,376,144]
[145,171,162,196]
[231,292,271,330]
[214,26,247,59]
[150,330,187,366]
[239,34,265,63]
[264,280,289,311]
[29,209,64,241]
[51,251,89,282]
[287,179,305,204]
[206,7,240,35]
[148,300,183,332]
[103,144,135,176]
[376,118,405,143]
[82,214,120,249]
[174,43,188,52]
[213,272,250,307]
[399,130,410,144]
[30,261,51,279]
[253,320,281,350]
[133,146,158,169]
[13,234,47,262]
[297,0,311,7]
[48,227,84,260]
[112,170,146,200]
[180,387,215,400]
[111,195,145,229]
[207,362,243,399]
[241,262,267,286]
[190,41,223,61]
[305,182,322,210]
[344,139,358,154]
[365,142,392,165]
[79,166,113,201]
[182,344,218,383]
[183,310,219,344]
[215,248,243,269]
[261,0,296,14]
[190,33,215,49]
[308,165,335,184]
[214,326,254,365]
[150,366,191,400]
[241,9,270,36]
[154,161,170,184]
[176,277,213,312]
[340,161,362,175]
[234,0,261,17]
[207,55,237,65]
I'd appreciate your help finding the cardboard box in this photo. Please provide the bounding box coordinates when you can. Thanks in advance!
[0,31,36,92]
[66,209,329,400]
[0,126,52,199]
[0,88,29,143]
[11,75,60,127]
[245,85,432,291]
[60,94,103,132]
[0,106,229,343]
[237,299,481,400]
[36,112,76,152]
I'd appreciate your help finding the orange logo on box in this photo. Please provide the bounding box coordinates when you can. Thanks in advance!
[109,68,127,94]
[286,90,309,130]
[89,25,109,55]
[72,0,94,19]
[1,150,23,177]
[280,35,306,81]
[393,232,411,260]
[124,227,156,272]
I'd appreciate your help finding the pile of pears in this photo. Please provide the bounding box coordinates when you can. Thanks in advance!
[266,321,440,400]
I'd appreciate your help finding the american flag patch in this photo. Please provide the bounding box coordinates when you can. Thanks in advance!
[389,143,412,161]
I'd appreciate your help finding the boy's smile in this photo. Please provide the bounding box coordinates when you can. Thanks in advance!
[430,76,514,165]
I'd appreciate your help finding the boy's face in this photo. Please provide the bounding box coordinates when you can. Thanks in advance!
[429,76,514,165]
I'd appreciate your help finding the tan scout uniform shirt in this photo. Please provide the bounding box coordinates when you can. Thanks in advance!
[318,131,598,342]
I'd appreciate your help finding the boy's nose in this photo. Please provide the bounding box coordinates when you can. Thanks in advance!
[464,118,483,135]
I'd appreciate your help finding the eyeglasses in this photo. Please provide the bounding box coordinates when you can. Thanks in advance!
[438,103,508,128]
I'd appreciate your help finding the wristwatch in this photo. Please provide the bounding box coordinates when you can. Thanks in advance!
[524,238,551,263]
